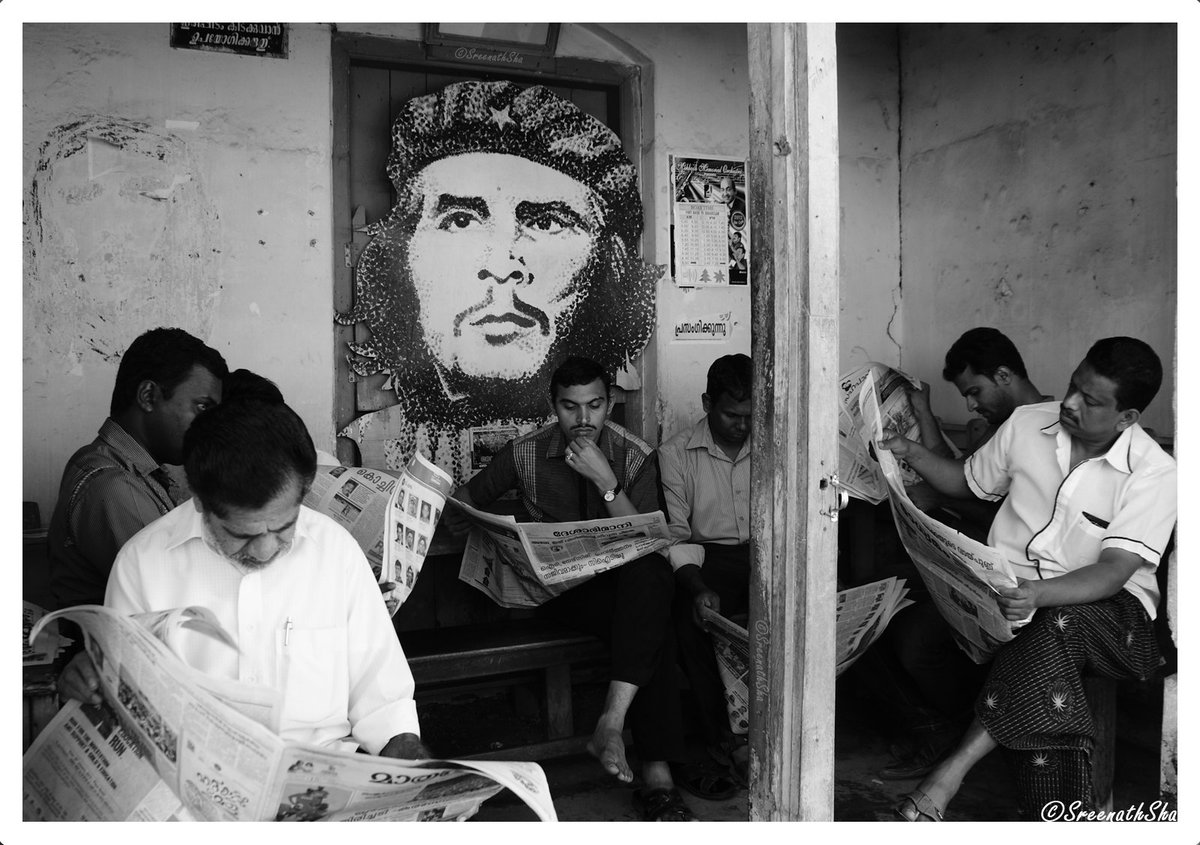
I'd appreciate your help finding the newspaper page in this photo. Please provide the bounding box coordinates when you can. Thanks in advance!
[700,577,911,734]
[24,605,557,822]
[835,578,914,674]
[383,451,455,611]
[453,498,673,608]
[24,600,72,666]
[303,465,399,580]
[859,370,1027,663]
[838,362,961,504]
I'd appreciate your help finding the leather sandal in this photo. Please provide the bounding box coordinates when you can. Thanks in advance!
[633,788,698,821]
[674,763,739,800]
[895,789,945,822]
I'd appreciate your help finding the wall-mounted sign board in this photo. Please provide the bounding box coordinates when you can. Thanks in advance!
[170,24,288,59]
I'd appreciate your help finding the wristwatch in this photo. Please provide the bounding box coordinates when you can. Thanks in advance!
[601,481,622,502]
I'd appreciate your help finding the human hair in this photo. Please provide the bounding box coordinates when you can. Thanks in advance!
[706,354,753,404]
[1084,337,1163,412]
[335,80,657,423]
[183,400,317,518]
[941,327,1028,382]
[549,356,612,402]
[223,369,285,405]
[110,327,228,417]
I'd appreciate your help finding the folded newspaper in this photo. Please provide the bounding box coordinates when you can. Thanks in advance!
[838,362,960,505]
[452,498,673,608]
[24,600,73,666]
[702,577,913,735]
[302,453,454,615]
[857,369,1028,663]
[23,605,557,822]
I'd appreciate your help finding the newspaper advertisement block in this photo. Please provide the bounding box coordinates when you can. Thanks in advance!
[453,498,673,608]
[23,605,557,822]
[702,577,912,734]
[383,452,455,610]
[858,370,1027,663]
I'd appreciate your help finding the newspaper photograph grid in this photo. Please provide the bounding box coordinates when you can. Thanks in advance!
[23,605,557,821]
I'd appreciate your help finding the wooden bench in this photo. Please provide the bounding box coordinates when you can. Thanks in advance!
[399,619,609,760]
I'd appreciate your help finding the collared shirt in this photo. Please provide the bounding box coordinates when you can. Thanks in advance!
[106,503,420,754]
[965,402,1176,618]
[48,418,180,610]
[658,416,751,571]
[464,420,661,521]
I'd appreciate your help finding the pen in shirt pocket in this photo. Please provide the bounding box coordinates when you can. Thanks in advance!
[284,616,294,646]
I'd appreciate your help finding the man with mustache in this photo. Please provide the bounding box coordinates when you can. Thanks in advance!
[58,399,428,760]
[879,337,1176,820]
[338,80,659,487]
[452,356,696,821]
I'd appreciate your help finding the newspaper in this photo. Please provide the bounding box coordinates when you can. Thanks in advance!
[453,498,673,608]
[838,362,959,504]
[23,605,557,822]
[303,454,454,615]
[859,369,1028,663]
[24,601,73,666]
[383,452,455,610]
[701,577,913,735]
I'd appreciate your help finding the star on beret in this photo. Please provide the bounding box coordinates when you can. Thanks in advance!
[489,106,515,130]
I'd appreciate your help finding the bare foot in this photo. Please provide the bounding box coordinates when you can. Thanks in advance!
[587,725,633,783]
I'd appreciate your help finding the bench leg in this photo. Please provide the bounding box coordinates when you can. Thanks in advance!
[1086,676,1117,811]
[544,664,574,740]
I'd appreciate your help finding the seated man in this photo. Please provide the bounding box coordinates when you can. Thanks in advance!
[875,327,1050,779]
[59,399,428,759]
[453,356,694,821]
[881,337,1175,820]
[48,327,228,610]
[658,354,752,785]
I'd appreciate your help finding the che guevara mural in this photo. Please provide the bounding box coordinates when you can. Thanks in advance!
[337,80,660,485]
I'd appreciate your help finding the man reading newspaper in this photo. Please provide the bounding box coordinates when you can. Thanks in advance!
[450,356,695,821]
[57,398,430,762]
[878,337,1175,821]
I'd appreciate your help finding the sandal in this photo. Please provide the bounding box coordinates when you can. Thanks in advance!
[673,762,739,800]
[894,788,945,822]
[633,788,697,821]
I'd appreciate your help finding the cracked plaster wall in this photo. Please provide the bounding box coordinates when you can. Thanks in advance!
[23,23,338,515]
[898,23,1176,437]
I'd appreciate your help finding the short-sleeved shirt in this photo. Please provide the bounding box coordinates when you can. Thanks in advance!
[965,402,1176,618]
[657,416,751,571]
[465,420,661,521]
[48,418,180,609]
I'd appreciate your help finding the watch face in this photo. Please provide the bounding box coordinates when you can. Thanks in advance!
[603,490,615,501]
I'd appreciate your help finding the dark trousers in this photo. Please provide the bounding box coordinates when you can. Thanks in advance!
[539,552,685,763]
[977,591,1160,815]
[673,544,751,746]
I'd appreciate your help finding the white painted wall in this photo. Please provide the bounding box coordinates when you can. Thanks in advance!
[898,23,1177,437]
[24,23,339,517]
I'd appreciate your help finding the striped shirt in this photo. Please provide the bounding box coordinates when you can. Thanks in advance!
[465,420,662,521]
[47,418,179,609]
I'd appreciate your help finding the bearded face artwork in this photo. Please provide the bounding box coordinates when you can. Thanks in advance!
[336,81,660,482]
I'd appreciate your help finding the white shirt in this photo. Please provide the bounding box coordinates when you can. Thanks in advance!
[965,402,1176,618]
[658,417,751,571]
[106,501,420,753]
